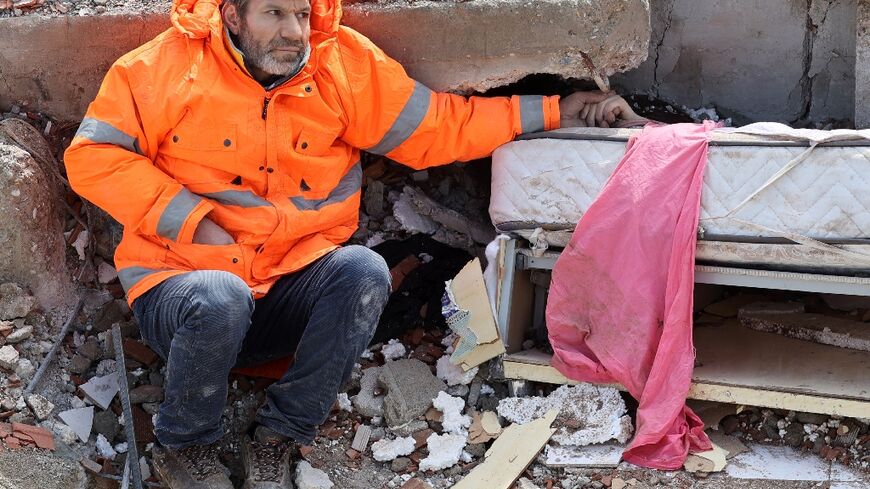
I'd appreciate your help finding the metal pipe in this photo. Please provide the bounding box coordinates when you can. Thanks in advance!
[113,323,144,489]
[23,296,84,397]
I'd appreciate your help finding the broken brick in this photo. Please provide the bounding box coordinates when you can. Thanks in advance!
[123,338,158,365]
[346,448,361,460]
[412,428,434,450]
[299,445,315,460]
[12,423,54,450]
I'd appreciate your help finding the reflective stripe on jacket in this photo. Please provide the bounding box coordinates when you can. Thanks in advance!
[64,0,561,304]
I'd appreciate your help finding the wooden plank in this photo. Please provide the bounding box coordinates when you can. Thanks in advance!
[453,410,557,489]
[503,323,870,418]
[693,323,870,402]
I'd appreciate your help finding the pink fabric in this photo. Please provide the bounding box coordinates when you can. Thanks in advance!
[546,122,715,469]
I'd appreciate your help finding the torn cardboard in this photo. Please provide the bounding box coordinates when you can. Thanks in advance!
[442,258,505,371]
[684,442,728,473]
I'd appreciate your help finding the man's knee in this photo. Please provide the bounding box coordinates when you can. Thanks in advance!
[182,270,253,332]
[332,246,391,302]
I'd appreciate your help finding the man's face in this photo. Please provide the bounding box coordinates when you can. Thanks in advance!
[226,0,312,78]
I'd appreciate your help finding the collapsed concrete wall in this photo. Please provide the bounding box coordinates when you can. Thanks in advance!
[614,0,858,125]
[0,0,651,121]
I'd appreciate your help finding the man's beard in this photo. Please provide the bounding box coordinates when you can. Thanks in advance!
[238,25,307,77]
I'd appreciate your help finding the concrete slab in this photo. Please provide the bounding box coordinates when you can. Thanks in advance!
[830,462,867,483]
[0,0,650,121]
[724,445,829,481]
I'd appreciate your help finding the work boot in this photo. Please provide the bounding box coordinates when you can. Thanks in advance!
[242,425,298,489]
[152,441,233,489]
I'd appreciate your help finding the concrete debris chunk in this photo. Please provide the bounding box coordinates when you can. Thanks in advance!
[97,261,117,284]
[399,479,433,489]
[371,436,416,462]
[352,367,385,417]
[79,372,120,410]
[5,324,32,344]
[0,283,37,320]
[26,394,55,420]
[95,433,116,460]
[294,461,334,489]
[379,359,446,428]
[351,425,372,452]
[58,406,94,443]
[517,478,542,489]
[543,443,623,468]
[418,432,466,472]
[497,384,633,446]
[336,392,352,412]
[0,344,20,370]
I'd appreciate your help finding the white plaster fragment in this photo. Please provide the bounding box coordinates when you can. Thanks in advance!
[96,433,117,459]
[58,406,94,442]
[432,391,471,435]
[371,436,416,462]
[419,432,466,471]
[337,393,352,412]
[381,339,407,361]
[435,355,477,386]
[80,372,120,410]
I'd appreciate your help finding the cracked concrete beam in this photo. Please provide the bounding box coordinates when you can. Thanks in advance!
[857,0,870,128]
[0,1,651,121]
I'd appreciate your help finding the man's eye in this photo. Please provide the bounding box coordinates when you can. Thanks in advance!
[297,12,310,19]
[267,10,281,16]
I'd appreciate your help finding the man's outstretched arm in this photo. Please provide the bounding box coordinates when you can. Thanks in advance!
[336,27,611,169]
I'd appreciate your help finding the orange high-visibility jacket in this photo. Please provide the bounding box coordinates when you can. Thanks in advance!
[64,0,561,305]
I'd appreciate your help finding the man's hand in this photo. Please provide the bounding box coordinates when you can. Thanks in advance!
[192,216,235,245]
[580,95,646,128]
[558,90,613,127]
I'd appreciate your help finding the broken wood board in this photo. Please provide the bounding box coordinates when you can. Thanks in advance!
[503,343,870,418]
[543,443,623,468]
[707,432,749,460]
[453,410,557,489]
[443,258,505,370]
[468,410,502,444]
[739,311,870,352]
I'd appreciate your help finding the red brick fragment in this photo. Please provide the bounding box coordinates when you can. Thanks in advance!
[299,445,314,460]
[12,423,55,450]
[132,406,156,444]
[122,338,158,365]
[345,448,360,460]
[400,478,433,489]
[412,429,434,450]
[5,437,21,449]
[0,422,11,438]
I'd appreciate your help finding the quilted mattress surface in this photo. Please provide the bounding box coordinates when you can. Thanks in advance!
[490,133,870,240]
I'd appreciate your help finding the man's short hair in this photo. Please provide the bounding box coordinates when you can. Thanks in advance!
[224,0,250,15]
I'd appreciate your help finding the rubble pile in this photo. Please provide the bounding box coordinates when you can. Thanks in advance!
[0,0,172,18]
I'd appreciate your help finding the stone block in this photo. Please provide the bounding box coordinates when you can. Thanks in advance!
[378,358,446,428]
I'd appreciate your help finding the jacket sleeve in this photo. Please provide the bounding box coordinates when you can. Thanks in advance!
[336,27,561,170]
[64,59,214,244]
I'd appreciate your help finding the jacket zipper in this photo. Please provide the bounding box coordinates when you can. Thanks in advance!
[262,97,271,119]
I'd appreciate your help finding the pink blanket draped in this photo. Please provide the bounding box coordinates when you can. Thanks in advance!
[546,122,715,469]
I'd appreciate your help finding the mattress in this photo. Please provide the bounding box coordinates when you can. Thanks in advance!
[490,127,870,272]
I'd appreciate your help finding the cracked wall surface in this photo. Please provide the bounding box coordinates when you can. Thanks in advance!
[857,0,870,128]
[614,0,857,125]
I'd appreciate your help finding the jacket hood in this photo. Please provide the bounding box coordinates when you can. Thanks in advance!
[171,0,342,39]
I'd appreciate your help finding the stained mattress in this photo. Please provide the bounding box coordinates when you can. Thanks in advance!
[490,127,870,272]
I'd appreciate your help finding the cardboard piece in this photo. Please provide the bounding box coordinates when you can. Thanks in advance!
[442,259,505,371]
[453,410,557,489]
[684,442,728,473]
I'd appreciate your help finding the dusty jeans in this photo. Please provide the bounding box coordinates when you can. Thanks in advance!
[132,245,391,449]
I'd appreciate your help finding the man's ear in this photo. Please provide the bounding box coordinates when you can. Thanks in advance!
[222,2,242,35]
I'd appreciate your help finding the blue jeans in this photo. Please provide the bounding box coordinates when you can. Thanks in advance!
[132,245,391,449]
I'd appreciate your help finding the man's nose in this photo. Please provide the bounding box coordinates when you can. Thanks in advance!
[279,17,304,42]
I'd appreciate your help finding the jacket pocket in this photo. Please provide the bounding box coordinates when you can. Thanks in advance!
[161,119,240,184]
[165,241,244,273]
